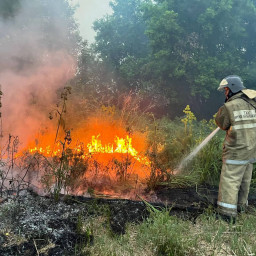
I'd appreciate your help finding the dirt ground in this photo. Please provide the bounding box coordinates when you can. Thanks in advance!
[1,185,256,255]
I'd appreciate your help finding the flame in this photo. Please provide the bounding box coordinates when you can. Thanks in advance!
[26,134,150,166]
[9,116,152,185]
[87,135,114,154]
[87,135,150,166]
[29,146,61,157]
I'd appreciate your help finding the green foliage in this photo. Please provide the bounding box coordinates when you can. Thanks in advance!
[0,0,81,58]
[92,0,256,117]
[188,136,223,185]
[137,209,193,256]
[74,214,94,255]
[146,108,222,187]
[83,205,256,255]
[93,0,149,70]
[0,0,21,19]
[183,114,223,185]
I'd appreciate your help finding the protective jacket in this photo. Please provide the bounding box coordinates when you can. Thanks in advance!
[215,90,256,164]
[215,90,256,217]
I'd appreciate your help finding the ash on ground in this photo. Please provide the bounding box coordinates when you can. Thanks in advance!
[0,190,150,255]
[1,185,253,255]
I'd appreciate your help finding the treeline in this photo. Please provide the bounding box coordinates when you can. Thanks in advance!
[87,0,256,118]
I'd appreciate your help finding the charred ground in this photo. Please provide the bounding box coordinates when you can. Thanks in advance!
[1,185,256,255]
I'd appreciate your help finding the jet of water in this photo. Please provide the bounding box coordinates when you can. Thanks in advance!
[177,127,220,171]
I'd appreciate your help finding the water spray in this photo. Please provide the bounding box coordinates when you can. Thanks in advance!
[177,127,220,171]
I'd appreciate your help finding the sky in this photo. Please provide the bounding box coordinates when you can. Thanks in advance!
[69,0,113,43]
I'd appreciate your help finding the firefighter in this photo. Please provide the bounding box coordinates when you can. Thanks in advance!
[215,75,256,222]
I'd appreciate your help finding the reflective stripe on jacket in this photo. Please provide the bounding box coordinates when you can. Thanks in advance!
[215,91,256,163]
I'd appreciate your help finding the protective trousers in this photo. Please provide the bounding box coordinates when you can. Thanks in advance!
[217,163,253,217]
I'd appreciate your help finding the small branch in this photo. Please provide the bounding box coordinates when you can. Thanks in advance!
[33,239,40,256]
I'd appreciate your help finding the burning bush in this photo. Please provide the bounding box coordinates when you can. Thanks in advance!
[2,87,154,198]
[0,85,224,200]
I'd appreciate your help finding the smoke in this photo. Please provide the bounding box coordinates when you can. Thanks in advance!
[0,0,79,147]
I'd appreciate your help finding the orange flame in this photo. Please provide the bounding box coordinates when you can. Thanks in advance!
[10,116,152,183]
[26,134,150,166]
[87,135,150,166]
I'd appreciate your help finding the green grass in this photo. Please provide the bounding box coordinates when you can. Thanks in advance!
[145,115,225,189]
[81,207,256,256]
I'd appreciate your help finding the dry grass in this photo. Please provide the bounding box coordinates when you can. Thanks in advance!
[84,207,256,256]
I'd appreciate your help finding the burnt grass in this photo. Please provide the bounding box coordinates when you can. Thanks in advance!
[1,185,256,255]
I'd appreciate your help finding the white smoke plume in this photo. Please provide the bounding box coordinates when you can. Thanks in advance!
[0,0,79,148]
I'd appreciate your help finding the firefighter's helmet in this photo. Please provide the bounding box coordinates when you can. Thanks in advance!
[218,75,245,93]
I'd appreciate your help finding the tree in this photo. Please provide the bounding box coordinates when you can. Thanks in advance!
[93,0,150,87]
[0,0,81,73]
[142,1,256,103]
[0,0,21,19]
[92,0,256,118]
